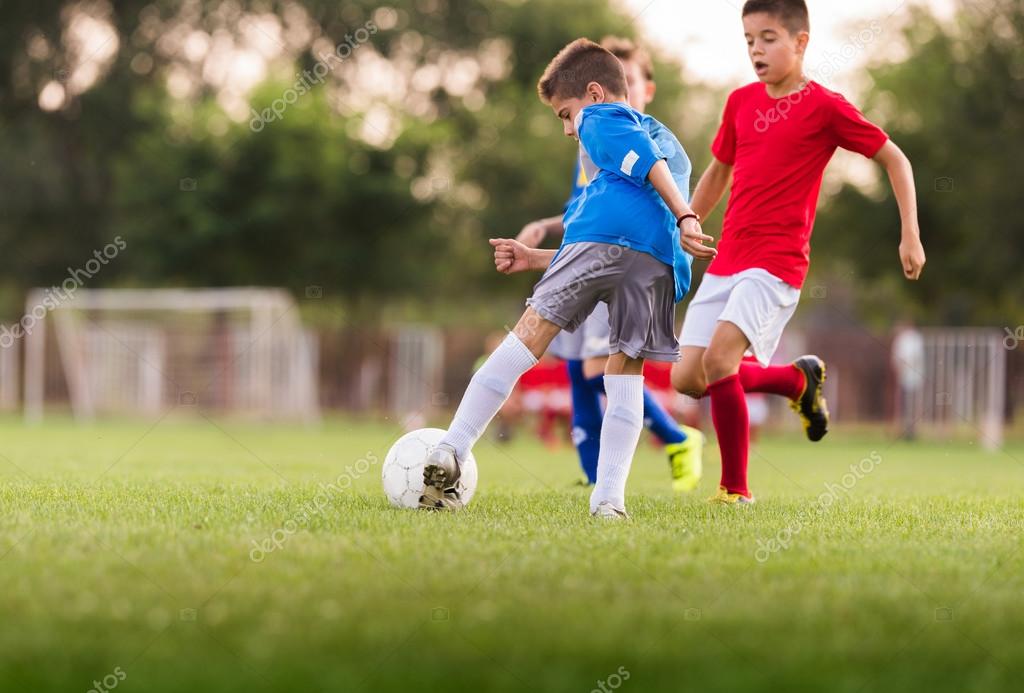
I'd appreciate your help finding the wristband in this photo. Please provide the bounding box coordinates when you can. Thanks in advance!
[676,213,700,228]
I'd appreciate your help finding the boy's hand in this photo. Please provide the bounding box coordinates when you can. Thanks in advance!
[490,238,534,274]
[899,233,926,280]
[679,218,718,260]
[515,222,547,249]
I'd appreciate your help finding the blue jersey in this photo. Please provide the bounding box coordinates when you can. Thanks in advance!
[561,103,693,301]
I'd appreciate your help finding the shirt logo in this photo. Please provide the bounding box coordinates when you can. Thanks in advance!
[620,150,640,176]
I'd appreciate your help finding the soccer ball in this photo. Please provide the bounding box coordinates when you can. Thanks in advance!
[382,428,479,509]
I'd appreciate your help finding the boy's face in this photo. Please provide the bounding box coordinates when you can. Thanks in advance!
[621,59,656,113]
[549,81,621,139]
[742,12,809,84]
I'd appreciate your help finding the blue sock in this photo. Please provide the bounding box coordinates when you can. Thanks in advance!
[585,373,686,445]
[567,360,602,484]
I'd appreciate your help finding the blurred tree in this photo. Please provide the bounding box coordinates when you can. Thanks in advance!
[812,0,1024,325]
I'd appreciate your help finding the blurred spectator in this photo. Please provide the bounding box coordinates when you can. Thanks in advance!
[892,320,925,440]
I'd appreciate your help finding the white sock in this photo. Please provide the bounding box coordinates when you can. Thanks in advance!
[442,333,538,459]
[590,375,645,513]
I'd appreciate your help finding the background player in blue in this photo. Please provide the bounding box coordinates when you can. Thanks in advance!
[515,37,703,491]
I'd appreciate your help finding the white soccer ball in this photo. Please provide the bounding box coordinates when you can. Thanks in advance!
[382,428,479,510]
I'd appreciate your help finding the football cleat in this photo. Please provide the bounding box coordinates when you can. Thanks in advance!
[418,485,464,511]
[591,501,630,520]
[666,425,704,493]
[790,355,829,442]
[707,485,756,506]
[420,443,464,511]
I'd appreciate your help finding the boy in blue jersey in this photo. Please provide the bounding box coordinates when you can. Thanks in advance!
[421,39,716,518]
[516,37,703,492]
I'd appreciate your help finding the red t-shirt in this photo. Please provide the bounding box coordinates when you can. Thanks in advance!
[708,81,889,288]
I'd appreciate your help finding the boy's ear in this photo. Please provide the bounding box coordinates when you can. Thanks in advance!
[585,81,605,102]
[794,30,810,55]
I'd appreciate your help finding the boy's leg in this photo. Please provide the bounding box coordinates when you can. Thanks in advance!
[703,321,754,499]
[671,346,710,399]
[567,359,602,484]
[434,308,560,464]
[589,352,645,514]
[739,356,829,441]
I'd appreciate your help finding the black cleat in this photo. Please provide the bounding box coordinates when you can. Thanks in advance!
[790,355,829,442]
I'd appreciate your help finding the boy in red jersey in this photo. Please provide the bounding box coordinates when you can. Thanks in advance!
[670,0,927,503]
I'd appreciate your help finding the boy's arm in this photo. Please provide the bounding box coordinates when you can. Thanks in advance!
[490,238,557,274]
[690,157,734,220]
[873,140,926,280]
[515,215,564,248]
[647,160,717,260]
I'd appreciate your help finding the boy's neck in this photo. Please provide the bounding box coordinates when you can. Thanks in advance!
[765,68,809,99]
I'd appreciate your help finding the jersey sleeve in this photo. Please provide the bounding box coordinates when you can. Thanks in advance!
[829,93,889,158]
[711,90,741,165]
[578,107,664,187]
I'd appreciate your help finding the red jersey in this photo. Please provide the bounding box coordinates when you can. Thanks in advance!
[708,81,888,288]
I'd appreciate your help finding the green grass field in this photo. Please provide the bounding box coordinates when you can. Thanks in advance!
[2,415,1023,692]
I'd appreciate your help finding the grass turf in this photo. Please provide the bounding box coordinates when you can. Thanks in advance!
[1,415,1023,692]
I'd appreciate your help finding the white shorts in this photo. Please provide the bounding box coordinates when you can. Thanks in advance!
[547,302,612,361]
[678,268,800,366]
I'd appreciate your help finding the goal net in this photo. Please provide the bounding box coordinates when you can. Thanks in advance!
[23,288,319,422]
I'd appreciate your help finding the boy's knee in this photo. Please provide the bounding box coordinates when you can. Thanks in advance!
[702,347,740,384]
[671,361,706,398]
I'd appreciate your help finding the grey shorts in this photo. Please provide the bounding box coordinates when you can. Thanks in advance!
[548,303,612,361]
[526,242,679,362]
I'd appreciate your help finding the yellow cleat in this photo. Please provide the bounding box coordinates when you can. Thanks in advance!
[666,425,704,493]
[707,485,756,505]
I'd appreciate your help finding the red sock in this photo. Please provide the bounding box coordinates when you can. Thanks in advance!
[708,373,750,497]
[739,361,805,401]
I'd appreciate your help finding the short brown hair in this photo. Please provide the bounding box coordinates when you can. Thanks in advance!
[600,36,654,81]
[742,0,810,35]
[537,38,627,104]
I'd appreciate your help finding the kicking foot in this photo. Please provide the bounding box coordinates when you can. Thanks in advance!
[791,355,830,442]
[707,485,756,506]
[420,443,464,511]
[666,425,704,493]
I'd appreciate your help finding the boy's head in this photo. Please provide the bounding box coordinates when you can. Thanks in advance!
[741,0,810,84]
[600,36,656,113]
[538,38,628,139]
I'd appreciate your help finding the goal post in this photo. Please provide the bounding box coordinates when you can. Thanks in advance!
[23,287,320,423]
